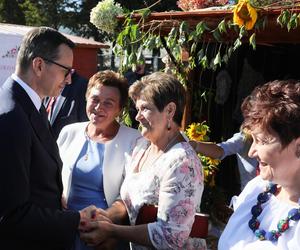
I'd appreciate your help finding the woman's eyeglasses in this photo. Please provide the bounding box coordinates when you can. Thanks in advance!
[40,57,75,78]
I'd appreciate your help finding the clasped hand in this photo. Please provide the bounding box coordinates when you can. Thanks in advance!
[79,205,114,247]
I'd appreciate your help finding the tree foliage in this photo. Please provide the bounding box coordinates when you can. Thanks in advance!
[0,0,179,41]
[0,0,79,29]
[0,0,25,24]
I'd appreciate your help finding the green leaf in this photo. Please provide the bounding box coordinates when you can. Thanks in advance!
[289,13,298,30]
[169,27,178,38]
[233,38,242,51]
[209,59,217,71]
[178,34,186,47]
[239,26,247,39]
[123,111,132,127]
[213,51,222,67]
[188,31,197,42]
[122,52,129,68]
[200,55,209,69]
[179,21,188,35]
[145,36,156,50]
[136,49,144,63]
[277,11,285,28]
[116,32,124,47]
[189,57,196,69]
[112,45,121,56]
[173,45,181,61]
[155,36,162,47]
[201,91,208,102]
[140,8,151,20]
[197,49,205,64]
[218,19,227,34]
[195,22,204,36]
[195,21,210,38]
[212,30,221,42]
[167,27,178,47]
[249,33,256,50]
[190,42,197,55]
[227,46,233,58]
[255,15,267,31]
[130,24,138,41]
[287,21,292,31]
[128,52,137,65]
[282,10,291,27]
[222,54,229,64]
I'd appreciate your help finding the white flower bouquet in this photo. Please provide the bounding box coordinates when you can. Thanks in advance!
[90,0,123,34]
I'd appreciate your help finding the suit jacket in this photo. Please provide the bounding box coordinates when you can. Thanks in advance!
[0,78,80,250]
[45,73,89,140]
[57,122,141,207]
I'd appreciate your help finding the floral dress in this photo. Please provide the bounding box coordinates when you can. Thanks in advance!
[120,138,207,250]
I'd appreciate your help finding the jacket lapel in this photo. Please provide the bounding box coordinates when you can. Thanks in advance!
[12,80,62,168]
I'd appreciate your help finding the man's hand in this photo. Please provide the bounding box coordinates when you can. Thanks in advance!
[79,206,112,231]
[80,220,113,246]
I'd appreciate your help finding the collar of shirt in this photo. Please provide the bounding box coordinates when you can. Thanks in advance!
[11,73,42,111]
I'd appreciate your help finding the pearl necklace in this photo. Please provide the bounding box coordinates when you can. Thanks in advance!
[248,183,300,242]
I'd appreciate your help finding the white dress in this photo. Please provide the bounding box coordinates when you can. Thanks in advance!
[120,138,207,250]
[218,176,300,250]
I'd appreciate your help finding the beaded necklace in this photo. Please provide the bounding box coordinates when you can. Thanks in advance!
[248,183,300,242]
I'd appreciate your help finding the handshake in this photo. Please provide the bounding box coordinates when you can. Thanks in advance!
[78,205,117,249]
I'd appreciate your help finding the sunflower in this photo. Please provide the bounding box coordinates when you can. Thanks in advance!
[185,122,221,187]
[233,0,258,30]
[185,122,210,142]
[207,157,221,167]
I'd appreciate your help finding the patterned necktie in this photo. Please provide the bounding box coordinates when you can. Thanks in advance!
[46,97,56,119]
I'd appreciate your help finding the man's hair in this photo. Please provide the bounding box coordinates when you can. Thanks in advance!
[17,27,75,73]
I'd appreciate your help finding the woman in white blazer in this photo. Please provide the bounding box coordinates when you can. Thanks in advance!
[57,70,140,250]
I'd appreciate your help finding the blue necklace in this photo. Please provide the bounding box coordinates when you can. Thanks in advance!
[248,183,300,242]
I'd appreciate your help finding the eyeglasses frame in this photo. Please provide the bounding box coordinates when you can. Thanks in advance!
[40,56,75,78]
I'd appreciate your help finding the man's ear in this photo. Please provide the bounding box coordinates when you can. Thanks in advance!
[32,57,43,77]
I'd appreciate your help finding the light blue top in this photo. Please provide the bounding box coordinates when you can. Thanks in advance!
[67,139,108,250]
[218,132,257,189]
[67,139,108,211]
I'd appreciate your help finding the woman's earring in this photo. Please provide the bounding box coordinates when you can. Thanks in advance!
[167,120,171,131]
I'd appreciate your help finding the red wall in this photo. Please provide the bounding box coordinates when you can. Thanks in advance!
[73,47,99,80]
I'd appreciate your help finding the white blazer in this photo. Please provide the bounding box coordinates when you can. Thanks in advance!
[57,121,141,207]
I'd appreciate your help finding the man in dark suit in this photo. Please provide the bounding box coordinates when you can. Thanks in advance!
[44,71,89,139]
[0,27,91,250]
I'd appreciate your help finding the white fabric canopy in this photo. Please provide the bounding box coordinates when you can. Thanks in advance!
[0,31,23,86]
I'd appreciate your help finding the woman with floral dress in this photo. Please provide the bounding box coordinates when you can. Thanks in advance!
[80,72,207,249]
